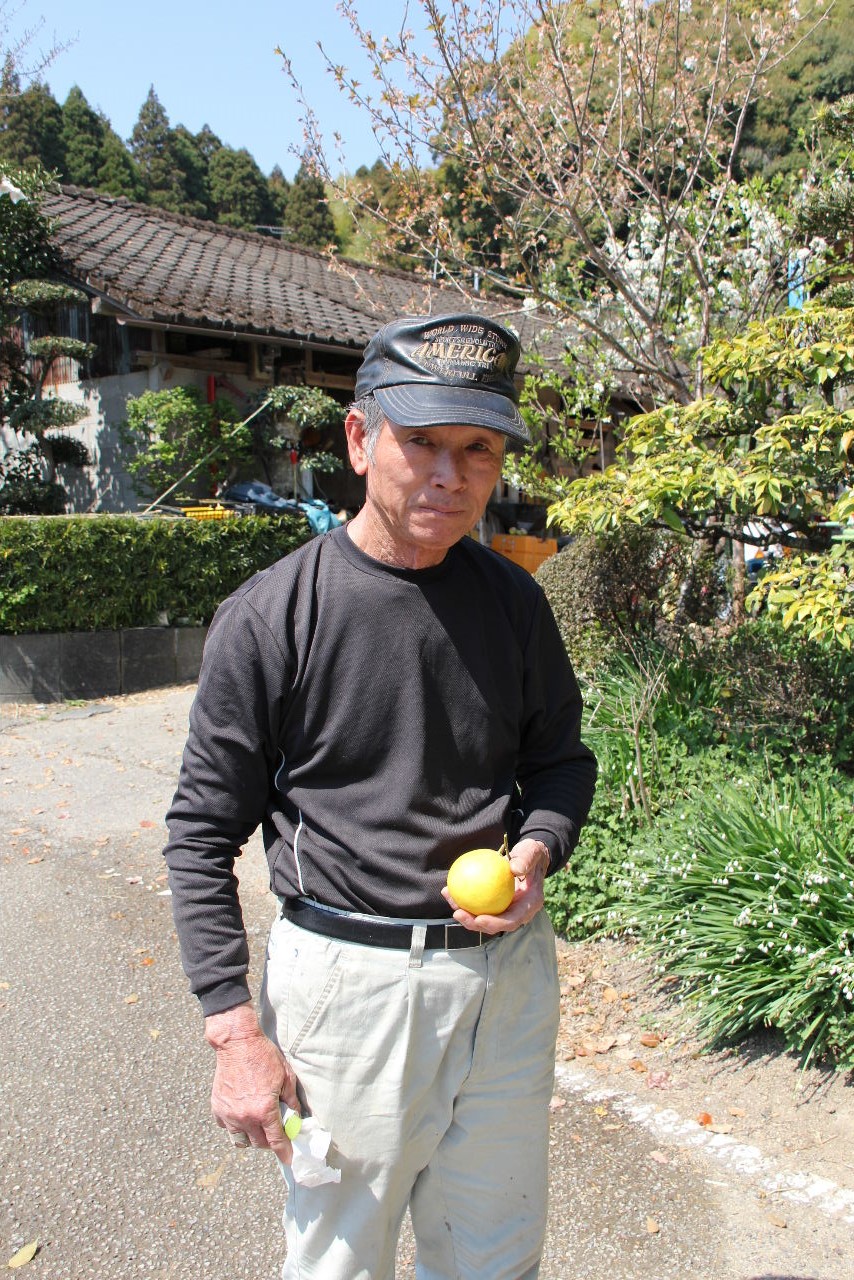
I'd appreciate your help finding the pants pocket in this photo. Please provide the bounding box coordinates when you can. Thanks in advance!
[263,917,343,1059]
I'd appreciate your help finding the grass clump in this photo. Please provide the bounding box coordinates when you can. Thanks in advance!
[608,774,854,1068]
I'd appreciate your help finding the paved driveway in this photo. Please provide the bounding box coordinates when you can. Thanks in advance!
[0,687,849,1279]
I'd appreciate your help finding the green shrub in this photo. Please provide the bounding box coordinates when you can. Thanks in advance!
[605,770,854,1068]
[545,649,729,938]
[0,513,310,634]
[707,613,854,770]
[546,739,746,940]
[535,529,688,671]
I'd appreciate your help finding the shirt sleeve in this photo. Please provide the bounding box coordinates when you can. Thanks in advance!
[163,592,288,1017]
[515,590,597,873]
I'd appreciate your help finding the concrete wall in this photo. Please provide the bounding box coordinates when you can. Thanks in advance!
[0,627,208,703]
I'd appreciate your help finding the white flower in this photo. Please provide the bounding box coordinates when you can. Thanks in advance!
[0,177,26,203]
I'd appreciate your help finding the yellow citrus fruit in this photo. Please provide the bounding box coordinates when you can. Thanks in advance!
[446,848,515,916]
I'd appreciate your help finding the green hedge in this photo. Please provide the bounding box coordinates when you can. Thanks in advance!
[0,513,311,634]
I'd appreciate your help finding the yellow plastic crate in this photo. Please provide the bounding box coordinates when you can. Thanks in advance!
[491,533,558,573]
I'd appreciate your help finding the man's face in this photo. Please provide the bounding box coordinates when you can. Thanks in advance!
[346,416,505,567]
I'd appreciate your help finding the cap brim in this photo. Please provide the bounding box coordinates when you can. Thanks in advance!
[374,384,530,446]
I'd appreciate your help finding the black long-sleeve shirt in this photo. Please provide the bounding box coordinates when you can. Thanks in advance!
[165,525,597,1015]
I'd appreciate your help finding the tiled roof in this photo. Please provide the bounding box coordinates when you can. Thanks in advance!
[43,186,579,368]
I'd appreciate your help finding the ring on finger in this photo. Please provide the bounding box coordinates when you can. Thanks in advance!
[228,1129,251,1148]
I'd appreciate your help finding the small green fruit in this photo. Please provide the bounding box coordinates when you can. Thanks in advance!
[284,1113,302,1140]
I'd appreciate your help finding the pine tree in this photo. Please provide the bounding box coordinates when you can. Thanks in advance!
[61,86,103,188]
[194,124,223,165]
[267,163,291,229]
[282,162,337,249]
[0,69,65,174]
[129,86,182,212]
[97,121,143,200]
[0,167,94,513]
[208,146,274,229]
[172,124,211,219]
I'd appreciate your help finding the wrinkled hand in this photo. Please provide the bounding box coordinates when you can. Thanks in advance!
[205,1002,301,1163]
[441,838,551,936]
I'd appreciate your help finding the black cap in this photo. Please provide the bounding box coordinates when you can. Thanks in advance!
[354,313,530,445]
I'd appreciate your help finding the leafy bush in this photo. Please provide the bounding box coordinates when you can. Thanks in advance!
[545,649,728,938]
[605,772,854,1067]
[707,613,854,770]
[0,513,310,634]
[535,529,688,671]
[0,445,65,514]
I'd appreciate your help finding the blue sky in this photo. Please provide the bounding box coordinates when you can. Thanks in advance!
[6,0,423,178]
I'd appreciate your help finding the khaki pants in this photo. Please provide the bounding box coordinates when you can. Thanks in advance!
[260,909,560,1280]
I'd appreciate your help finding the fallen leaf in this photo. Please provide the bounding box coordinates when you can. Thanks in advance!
[10,828,28,837]
[149,1028,160,1040]
[140,957,154,966]
[0,982,10,990]
[646,1217,660,1235]
[602,986,619,1003]
[629,1058,648,1073]
[616,1032,633,1046]
[30,808,44,815]
[729,1106,747,1118]
[650,1150,669,1165]
[563,973,586,988]
[594,1105,608,1117]
[709,1122,733,1134]
[124,993,139,1005]
[640,1032,662,1048]
[140,819,157,829]
[549,1094,566,1111]
[26,857,44,865]
[767,1213,787,1229]
[7,1240,39,1268]
[697,1112,713,1127]
[197,1159,227,1189]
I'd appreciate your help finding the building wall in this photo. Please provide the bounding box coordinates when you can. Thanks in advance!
[1,363,296,514]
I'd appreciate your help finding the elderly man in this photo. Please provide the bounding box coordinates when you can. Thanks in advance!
[165,313,597,1280]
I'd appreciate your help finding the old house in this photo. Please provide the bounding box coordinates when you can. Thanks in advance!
[5,185,623,520]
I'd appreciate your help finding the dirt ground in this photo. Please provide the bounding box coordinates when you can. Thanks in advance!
[553,935,854,1195]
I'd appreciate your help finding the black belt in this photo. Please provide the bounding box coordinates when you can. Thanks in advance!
[281,897,495,950]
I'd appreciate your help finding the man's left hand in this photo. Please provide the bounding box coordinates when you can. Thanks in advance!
[441,838,550,935]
